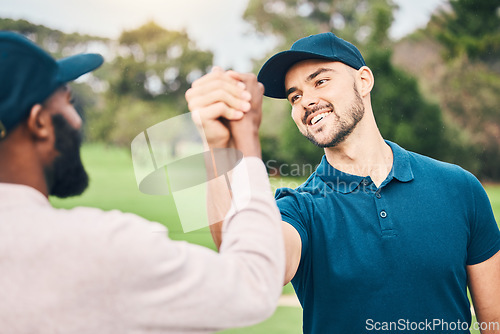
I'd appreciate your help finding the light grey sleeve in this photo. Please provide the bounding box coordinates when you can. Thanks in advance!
[104,157,285,333]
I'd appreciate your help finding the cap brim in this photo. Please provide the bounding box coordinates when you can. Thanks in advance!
[56,53,104,84]
[257,50,336,99]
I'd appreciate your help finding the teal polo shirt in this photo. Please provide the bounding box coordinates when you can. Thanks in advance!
[276,141,500,334]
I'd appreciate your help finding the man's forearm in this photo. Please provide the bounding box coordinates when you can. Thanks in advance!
[232,130,262,158]
[206,174,231,250]
[204,147,239,250]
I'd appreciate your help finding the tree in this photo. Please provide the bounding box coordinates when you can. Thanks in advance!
[0,18,109,59]
[419,0,500,179]
[363,4,452,160]
[368,50,450,159]
[244,0,397,48]
[113,22,213,101]
[88,22,214,145]
[430,0,500,61]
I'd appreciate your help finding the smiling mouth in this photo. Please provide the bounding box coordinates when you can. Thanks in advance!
[309,111,332,126]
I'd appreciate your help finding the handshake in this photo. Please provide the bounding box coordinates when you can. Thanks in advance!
[185,67,264,158]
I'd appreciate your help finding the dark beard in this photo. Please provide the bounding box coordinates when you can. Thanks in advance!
[46,114,89,198]
[305,84,365,148]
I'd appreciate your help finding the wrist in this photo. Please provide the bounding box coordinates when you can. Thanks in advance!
[233,134,261,158]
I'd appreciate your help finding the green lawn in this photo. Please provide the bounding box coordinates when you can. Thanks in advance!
[51,144,500,334]
[219,307,303,334]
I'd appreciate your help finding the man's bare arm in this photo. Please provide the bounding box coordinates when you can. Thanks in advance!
[468,249,500,334]
[282,221,302,285]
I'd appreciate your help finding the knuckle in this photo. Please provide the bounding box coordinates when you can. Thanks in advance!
[213,102,227,116]
[212,90,224,102]
[224,108,233,119]
[214,101,225,109]
[190,111,202,125]
[190,78,202,88]
[211,71,223,80]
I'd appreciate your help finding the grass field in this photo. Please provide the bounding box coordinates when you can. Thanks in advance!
[51,144,499,333]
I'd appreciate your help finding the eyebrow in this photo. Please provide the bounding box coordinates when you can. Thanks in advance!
[306,68,335,82]
[286,68,335,98]
[286,87,297,98]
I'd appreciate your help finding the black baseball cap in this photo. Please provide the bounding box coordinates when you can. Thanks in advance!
[258,32,366,99]
[0,31,104,138]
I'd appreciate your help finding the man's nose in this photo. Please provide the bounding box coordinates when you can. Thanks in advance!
[301,92,319,108]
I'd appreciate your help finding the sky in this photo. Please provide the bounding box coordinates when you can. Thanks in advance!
[1,0,447,71]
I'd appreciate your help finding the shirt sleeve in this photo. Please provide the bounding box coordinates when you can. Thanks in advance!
[465,171,500,265]
[90,157,285,332]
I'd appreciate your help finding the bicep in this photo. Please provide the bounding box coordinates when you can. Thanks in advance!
[467,249,500,332]
[282,221,302,285]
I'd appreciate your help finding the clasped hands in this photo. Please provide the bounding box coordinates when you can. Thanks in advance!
[185,67,264,158]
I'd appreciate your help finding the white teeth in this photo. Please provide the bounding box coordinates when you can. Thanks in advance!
[311,112,331,125]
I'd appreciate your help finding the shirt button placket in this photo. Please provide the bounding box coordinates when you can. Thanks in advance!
[374,191,395,236]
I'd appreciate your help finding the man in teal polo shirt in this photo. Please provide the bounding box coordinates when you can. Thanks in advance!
[186,32,500,333]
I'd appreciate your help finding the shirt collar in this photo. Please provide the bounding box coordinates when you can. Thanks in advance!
[315,156,365,194]
[385,140,414,183]
[0,182,50,207]
[315,140,414,194]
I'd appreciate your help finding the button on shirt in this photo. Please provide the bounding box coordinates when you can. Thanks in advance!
[276,141,500,334]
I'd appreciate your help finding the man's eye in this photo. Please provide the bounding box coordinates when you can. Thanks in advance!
[316,79,327,87]
[290,94,301,104]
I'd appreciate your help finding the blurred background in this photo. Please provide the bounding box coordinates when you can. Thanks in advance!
[1,0,499,332]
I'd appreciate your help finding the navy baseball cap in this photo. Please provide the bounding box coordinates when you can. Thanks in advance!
[0,31,104,138]
[258,32,366,99]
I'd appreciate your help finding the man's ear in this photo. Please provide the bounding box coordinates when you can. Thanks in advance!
[26,104,52,140]
[358,66,375,98]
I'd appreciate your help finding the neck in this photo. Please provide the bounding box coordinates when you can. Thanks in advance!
[0,130,50,198]
[323,109,392,187]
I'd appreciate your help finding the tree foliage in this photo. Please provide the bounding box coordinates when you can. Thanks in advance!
[0,18,109,58]
[90,22,213,145]
[113,22,212,100]
[429,0,500,61]
[244,0,397,47]
[368,50,447,159]
[418,0,500,179]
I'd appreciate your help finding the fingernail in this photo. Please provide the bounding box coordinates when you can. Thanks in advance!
[237,81,246,89]
[241,91,251,100]
[233,111,244,118]
[241,101,251,111]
